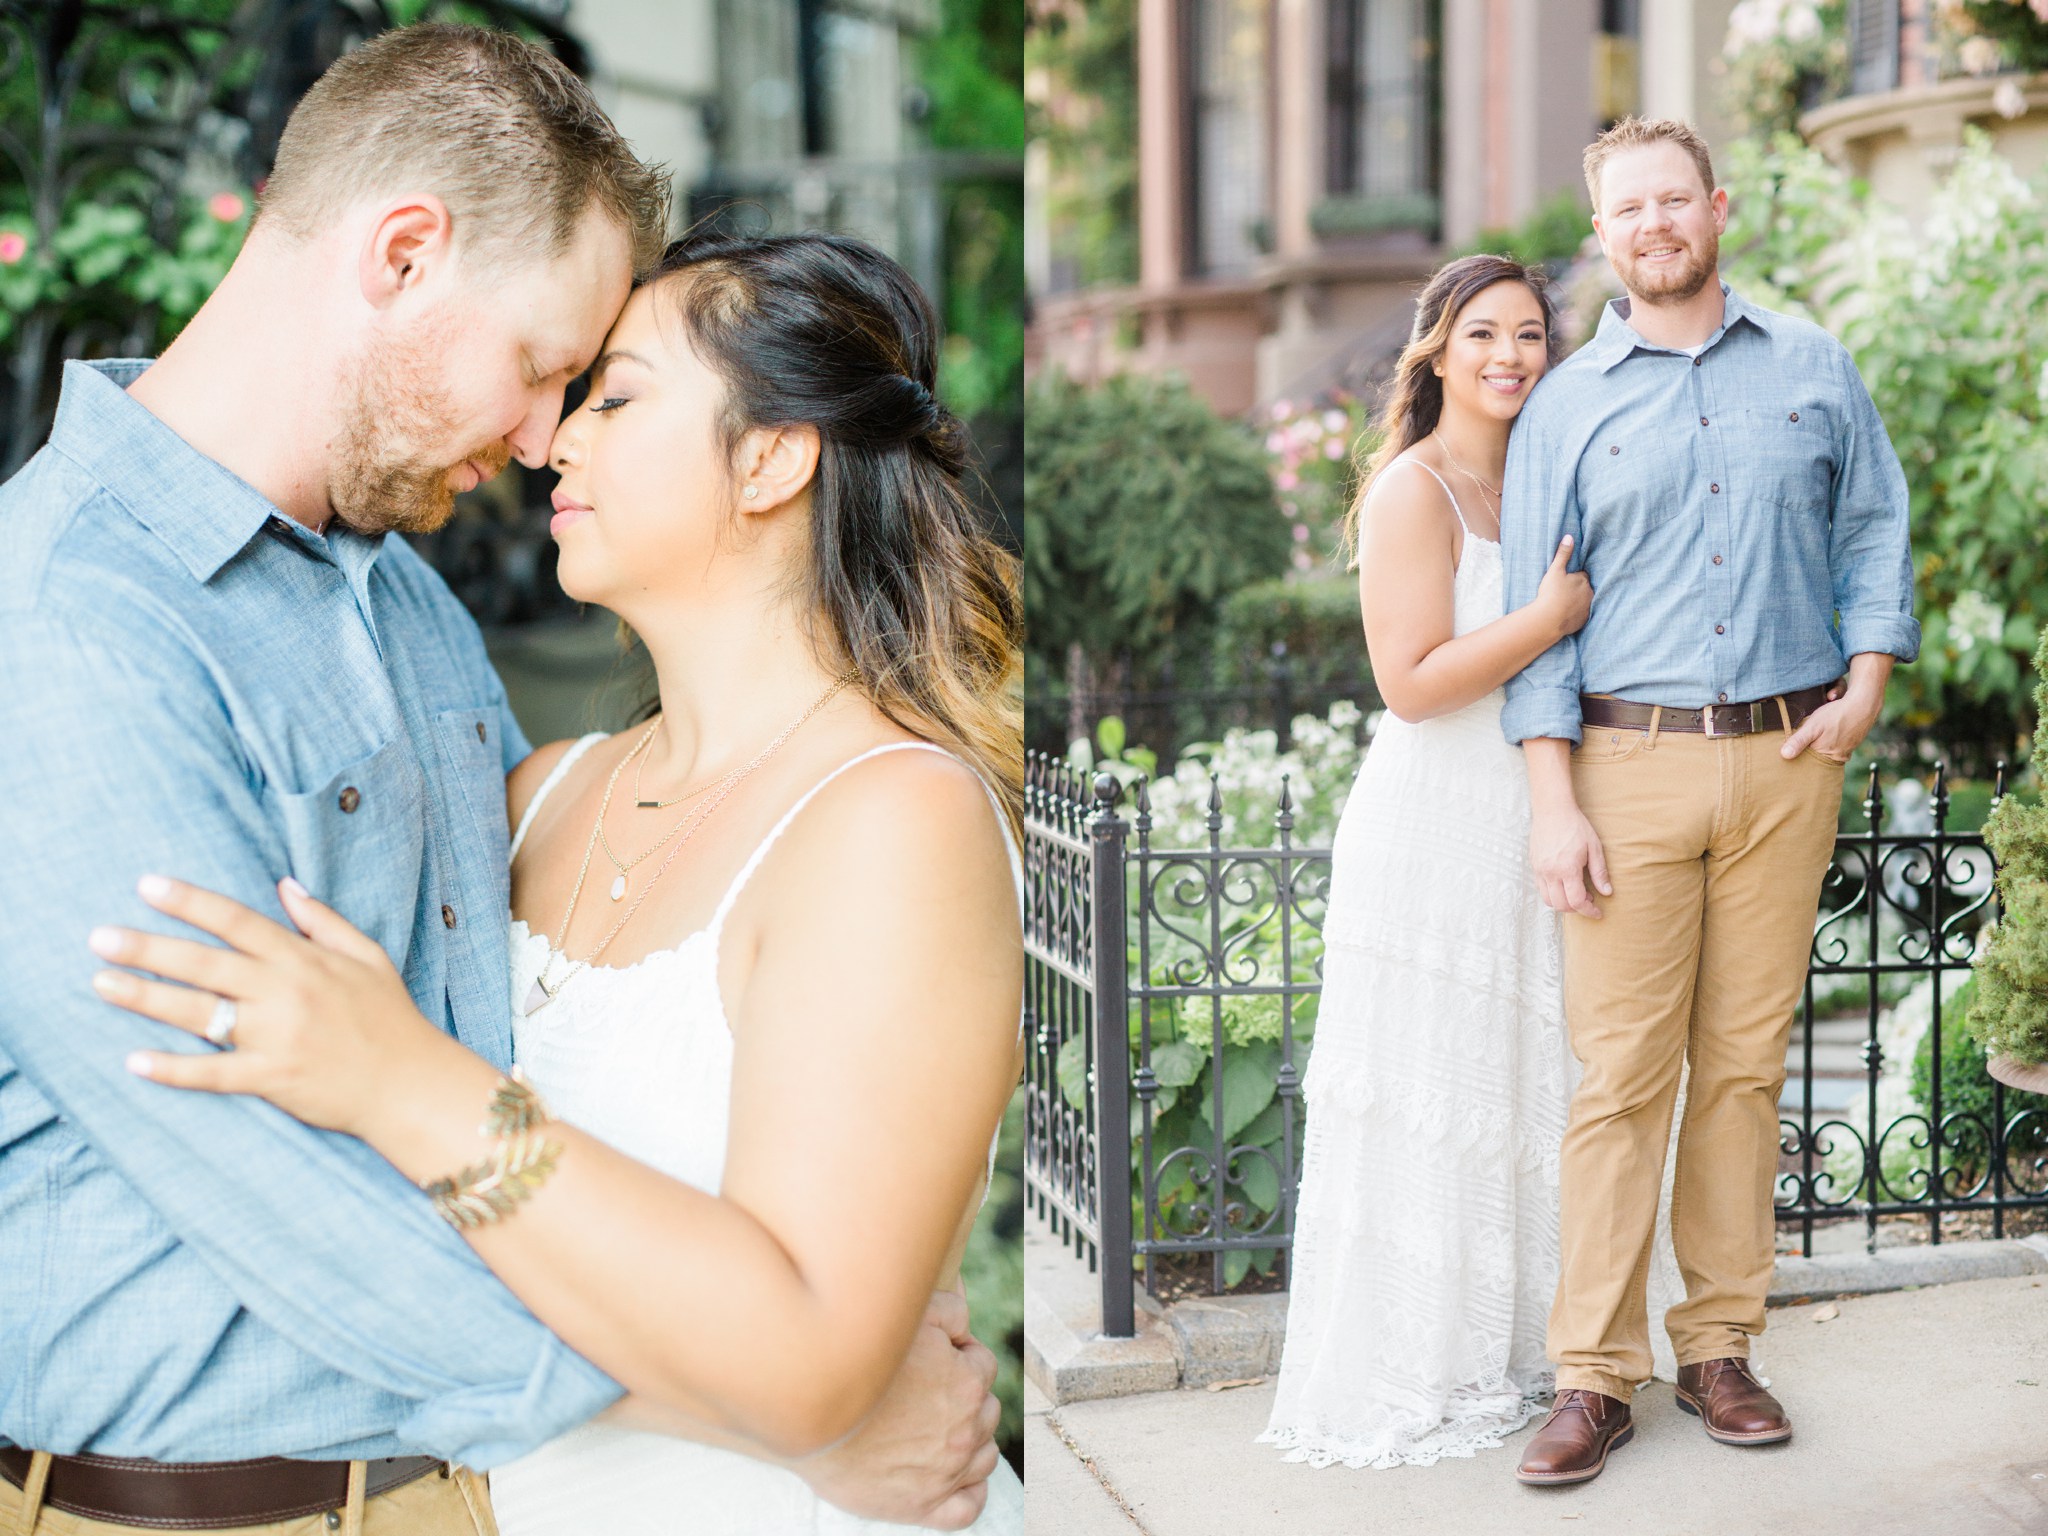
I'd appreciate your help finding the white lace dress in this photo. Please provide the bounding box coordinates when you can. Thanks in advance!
[1258,462,1687,1472]
[488,737,1026,1536]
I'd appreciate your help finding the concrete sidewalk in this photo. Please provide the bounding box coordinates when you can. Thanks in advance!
[1025,1274,2048,1535]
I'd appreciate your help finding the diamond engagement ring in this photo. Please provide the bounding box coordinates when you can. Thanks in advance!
[204,997,238,1048]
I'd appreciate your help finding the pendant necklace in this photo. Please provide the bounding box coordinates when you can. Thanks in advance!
[523,670,859,1014]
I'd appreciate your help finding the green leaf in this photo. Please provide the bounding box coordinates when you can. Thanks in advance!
[1221,1247,1253,1289]
[1096,713,1126,760]
[1197,1041,1280,1141]
[1234,1149,1281,1214]
[1150,1038,1203,1088]
[1055,1033,1089,1111]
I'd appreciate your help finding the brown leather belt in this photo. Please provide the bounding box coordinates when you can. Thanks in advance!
[0,1447,440,1529]
[1579,682,1836,738]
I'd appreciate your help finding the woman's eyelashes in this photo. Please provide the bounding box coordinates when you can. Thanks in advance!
[590,396,630,414]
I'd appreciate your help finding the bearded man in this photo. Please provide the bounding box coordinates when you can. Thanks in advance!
[1497,117,1919,1486]
[0,24,996,1535]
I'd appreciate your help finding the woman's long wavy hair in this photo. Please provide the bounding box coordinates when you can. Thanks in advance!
[1340,254,1562,566]
[638,231,1023,841]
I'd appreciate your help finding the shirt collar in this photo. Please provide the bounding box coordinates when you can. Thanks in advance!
[1586,280,1771,373]
[47,359,375,583]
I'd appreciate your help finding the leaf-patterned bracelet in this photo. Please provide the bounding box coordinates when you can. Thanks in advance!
[420,1071,563,1229]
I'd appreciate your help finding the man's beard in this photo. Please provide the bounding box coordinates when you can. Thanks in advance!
[1617,226,1718,306]
[329,330,507,536]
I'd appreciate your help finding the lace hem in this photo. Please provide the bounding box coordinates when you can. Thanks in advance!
[1255,1390,1549,1471]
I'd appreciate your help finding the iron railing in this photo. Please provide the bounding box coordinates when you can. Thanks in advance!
[1025,750,2048,1337]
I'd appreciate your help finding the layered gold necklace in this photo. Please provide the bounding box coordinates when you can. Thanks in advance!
[522,671,858,1015]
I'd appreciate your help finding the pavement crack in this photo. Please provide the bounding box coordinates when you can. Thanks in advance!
[1045,1409,1153,1533]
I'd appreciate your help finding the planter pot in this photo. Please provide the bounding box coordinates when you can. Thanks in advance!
[1987,1053,2048,1095]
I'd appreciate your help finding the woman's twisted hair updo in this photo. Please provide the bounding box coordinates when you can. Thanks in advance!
[1340,253,1561,564]
[646,231,1022,837]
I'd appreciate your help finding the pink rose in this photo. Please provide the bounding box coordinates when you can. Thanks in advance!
[1324,438,1346,460]
[1292,523,1311,542]
[0,232,25,264]
[208,191,246,222]
[1277,470,1299,491]
[1266,431,1287,453]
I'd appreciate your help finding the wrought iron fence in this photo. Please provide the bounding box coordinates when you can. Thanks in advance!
[1024,750,2048,1338]
[1026,655,1382,759]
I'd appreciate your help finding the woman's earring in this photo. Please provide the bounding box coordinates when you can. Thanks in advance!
[742,485,760,500]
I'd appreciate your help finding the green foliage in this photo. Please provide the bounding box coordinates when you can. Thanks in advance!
[960,1087,1024,1467]
[1024,369,1290,681]
[1939,1,2048,75]
[1458,187,1594,268]
[1025,0,1138,288]
[1970,623,2048,1065]
[1916,974,2048,1174]
[1716,1,1848,138]
[1211,574,1368,689]
[923,0,1027,421]
[1720,132,2048,751]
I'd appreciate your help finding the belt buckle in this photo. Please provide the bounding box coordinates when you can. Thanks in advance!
[1702,703,1723,738]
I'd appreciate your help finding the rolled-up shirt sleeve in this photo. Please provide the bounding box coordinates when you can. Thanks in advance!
[1829,345,1921,663]
[1500,386,1587,745]
[0,609,619,1468]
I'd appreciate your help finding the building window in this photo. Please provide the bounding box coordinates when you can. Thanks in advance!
[1321,0,1440,239]
[1184,0,1270,277]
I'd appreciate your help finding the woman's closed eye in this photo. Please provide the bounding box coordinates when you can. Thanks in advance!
[590,396,630,414]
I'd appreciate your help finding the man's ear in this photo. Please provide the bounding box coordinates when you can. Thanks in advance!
[358,196,455,309]
[735,423,822,515]
[1709,186,1730,234]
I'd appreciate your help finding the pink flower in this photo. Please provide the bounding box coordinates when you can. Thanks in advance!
[208,191,246,222]
[1277,470,1299,491]
[1322,409,1347,432]
[2034,0,2048,24]
[1292,549,1314,571]
[1324,438,1346,460]
[1270,401,1292,422]
[0,232,25,264]
[1266,431,1287,453]
[1292,523,1311,542]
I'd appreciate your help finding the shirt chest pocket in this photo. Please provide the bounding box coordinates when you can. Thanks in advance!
[265,738,426,967]
[1742,403,1833,513]
[1582,431,1694,535]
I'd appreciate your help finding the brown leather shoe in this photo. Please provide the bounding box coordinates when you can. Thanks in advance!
[1674,1357,1792,1445]
[1515,1389,1633,1485]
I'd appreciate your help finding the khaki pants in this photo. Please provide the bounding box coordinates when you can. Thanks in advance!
[0,1456,496,1536]
[1549,721,1844,1402]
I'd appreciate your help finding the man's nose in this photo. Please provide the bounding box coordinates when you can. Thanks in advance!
[508,389,567,470]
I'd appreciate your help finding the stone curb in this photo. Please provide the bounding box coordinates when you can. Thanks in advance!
[1025,1232,2048,1406]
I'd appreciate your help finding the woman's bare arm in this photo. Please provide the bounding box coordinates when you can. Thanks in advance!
[1359,460,1589,723]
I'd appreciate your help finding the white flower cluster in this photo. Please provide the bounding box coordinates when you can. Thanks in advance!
[1947,590,2006,652]
[1724,0,1826,57]
[1137,699,1368,851]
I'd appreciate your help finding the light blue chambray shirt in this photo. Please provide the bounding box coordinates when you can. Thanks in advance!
[0,361,621,1466]
[1499,283,1920,745]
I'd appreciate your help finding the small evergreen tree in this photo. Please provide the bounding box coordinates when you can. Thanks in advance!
[1024,369,1290,737]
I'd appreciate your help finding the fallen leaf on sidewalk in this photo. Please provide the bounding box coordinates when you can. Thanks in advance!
[1204,1377,1266,1392]
[1812,1302,1840,1322]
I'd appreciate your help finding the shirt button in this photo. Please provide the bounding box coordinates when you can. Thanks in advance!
[1700,416,1709,426]
[326,1516,341,1532]
[1609,445,1619,455]
[1718,691,1729,702]
[442,904,458,929]
[1712,554,1723,565]
[1710,483,1720,494]
[1789,411,1799,422]
[1715,624,1726,635]
[338,786,361,814]
[1693,356,1703,367]
[475,721,487,743]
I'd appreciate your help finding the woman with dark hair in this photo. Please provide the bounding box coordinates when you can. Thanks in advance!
[86,233,1025,1532]
[1257,255,1619,1469]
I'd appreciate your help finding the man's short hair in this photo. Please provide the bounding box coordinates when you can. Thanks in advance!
[1583,116,1716,209]
[259,23,668,276]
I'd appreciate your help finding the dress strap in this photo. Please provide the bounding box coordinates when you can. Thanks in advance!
[510,733,607,862]
[1394,457,1474,538]
[707,741,1021,940]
